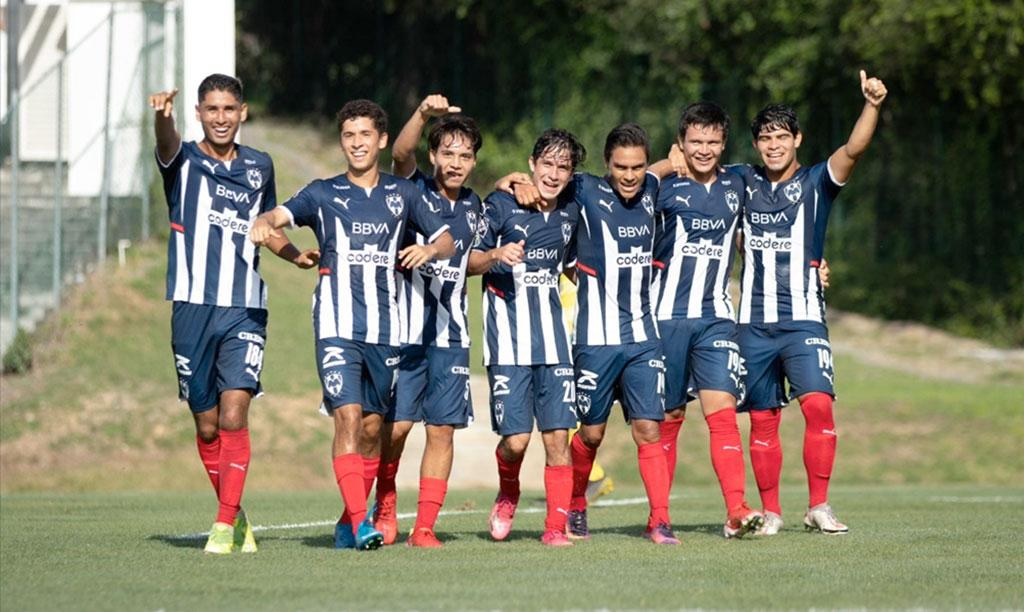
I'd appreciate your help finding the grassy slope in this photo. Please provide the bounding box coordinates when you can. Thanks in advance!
[1,486,1022,611]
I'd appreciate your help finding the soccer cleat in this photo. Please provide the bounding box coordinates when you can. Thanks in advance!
[566,509,590,540]
[407,527,443,548]
[804,503,849,534]
[723,507,765,539]
[643,522,681,545]
[233,509,258,553]
[355,503,384,550]
[756,511,784,536]
[585,475,615,504]
[334,521,355,549]
[374,491,399,545]
[203,522,235,554]
[488,495,517,541]
[541,530,574,547]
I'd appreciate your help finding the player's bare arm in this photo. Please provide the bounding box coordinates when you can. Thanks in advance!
[391,94,461,178]
[149,88,181,164]
[399,230,456,269]
[667,142,690,177]
[248,206,292,246]
[828,70,888,184]
[263,231,320,269]
[467,241,525,274]
[646,157,678,180]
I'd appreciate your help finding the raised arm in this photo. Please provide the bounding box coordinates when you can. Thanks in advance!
[391,94,461,178]
[148,88,182,164]
[828,70,888,184]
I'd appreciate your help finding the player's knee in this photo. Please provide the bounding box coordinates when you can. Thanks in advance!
[665,406,686,420]
[425,425,454,447]
[749,407,782,438]
[577,428,604,449]
[195,422,219,443]
[499,434,530,459]
[800,392,834,430]
[631,419,661,445]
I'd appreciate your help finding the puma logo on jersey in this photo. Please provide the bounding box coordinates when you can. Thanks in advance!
[745,186,758,199]
[822,429,837,436]
[753,439,770,447]
[200,160,218,173]
[513,224,530,237]
[333,196,351,210]
[675,195,692,207]
[598,199,615,212]
[229,463,248,472]
[721,445,742,452]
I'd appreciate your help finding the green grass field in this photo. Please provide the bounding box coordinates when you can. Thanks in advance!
[1,485,1021,610]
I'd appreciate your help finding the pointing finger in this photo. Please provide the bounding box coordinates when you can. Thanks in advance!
[859,69,867,88]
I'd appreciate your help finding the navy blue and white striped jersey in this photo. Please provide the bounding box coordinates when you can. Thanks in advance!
[475,190,578,366]
[573,172,661,346]
[652,170,743,321]
[158,141,276,309]
[283,173,450,345]
[733,161,843,324]
[396,169,482,348]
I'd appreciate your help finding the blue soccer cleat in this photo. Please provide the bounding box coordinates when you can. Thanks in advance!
[334,521,355,549]
[355,502,384,550]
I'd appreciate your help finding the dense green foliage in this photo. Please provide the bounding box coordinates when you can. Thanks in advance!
[2,486,1022,610]
[2,328,32,374]
[237,0,1023,345]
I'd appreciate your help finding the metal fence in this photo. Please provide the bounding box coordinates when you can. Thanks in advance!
[1,0,182,355]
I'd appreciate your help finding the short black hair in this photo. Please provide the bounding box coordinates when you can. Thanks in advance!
[603,123,649,163]
[678,102,730,140]
[198,73,243,104]
[531,129,586,170]
[336,99,388,135]
[428,113,483,154]
[750,103,800,139]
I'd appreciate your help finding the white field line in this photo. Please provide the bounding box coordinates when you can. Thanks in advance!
[926,495,1022,503]
[158,495,654,540]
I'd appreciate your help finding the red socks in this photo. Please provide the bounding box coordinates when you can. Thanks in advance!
[660,416,685,486]
[376,458,401,505]
[543,465,573,533]
[800,393,836,508]
[339,455,379,526]
[749,408,783,515]
[333,453,367,522]
[414,477,448,532]
[704,407,747,515]
[196,435,220,494]
[569,433,597,510]
[637,442,671,526]
[495,447,522,503]
[215,428,250,525]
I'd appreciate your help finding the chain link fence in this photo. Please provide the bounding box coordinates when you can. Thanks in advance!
[1,0,183,356]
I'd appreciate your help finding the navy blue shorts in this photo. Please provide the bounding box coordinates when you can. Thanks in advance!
[170,302,267,413]
[316,338,399,415]
[658,318,744,410]
[737,321,835,411]
[487,364,577,436]
[388,344,473,428]
[573,340,666,425]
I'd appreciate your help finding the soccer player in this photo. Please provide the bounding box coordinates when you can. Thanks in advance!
[149,74,318,554]
[651,102,765,538]
[734,71,887,535]
[512,125,679,544]
[369,94,483,548]
[249,99,455,550]
[469,129,585,547]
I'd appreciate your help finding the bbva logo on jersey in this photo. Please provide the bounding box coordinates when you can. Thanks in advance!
[246,168,263,189]
[385,193,404,217]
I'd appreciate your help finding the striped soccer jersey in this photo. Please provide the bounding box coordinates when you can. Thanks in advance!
[652,169,743,322]
[475,190,578,366]
[158,141,276,309]
[733,161,843,324]
[283,172,450,345]
[396,169,482,348]
[573,172,661,346]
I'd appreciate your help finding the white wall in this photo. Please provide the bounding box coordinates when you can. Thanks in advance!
[181,0,235,142]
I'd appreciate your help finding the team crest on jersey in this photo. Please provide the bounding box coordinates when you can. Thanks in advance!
[561,221,573,246]
[725,190,740,214]
[385,193,404,217]
[494,400,505,425]
[324,370,344,397]
[466,210,478,233]
[641,193,654,216]
[246,168,263,189]
[178,377,190,400]
[783,181,802,204]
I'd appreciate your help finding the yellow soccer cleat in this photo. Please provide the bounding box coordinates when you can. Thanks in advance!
[233,509,258,553]
[204,522,235,554]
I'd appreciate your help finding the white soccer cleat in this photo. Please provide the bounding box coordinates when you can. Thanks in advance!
[804,503,849,534]
[756,511,783,536]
